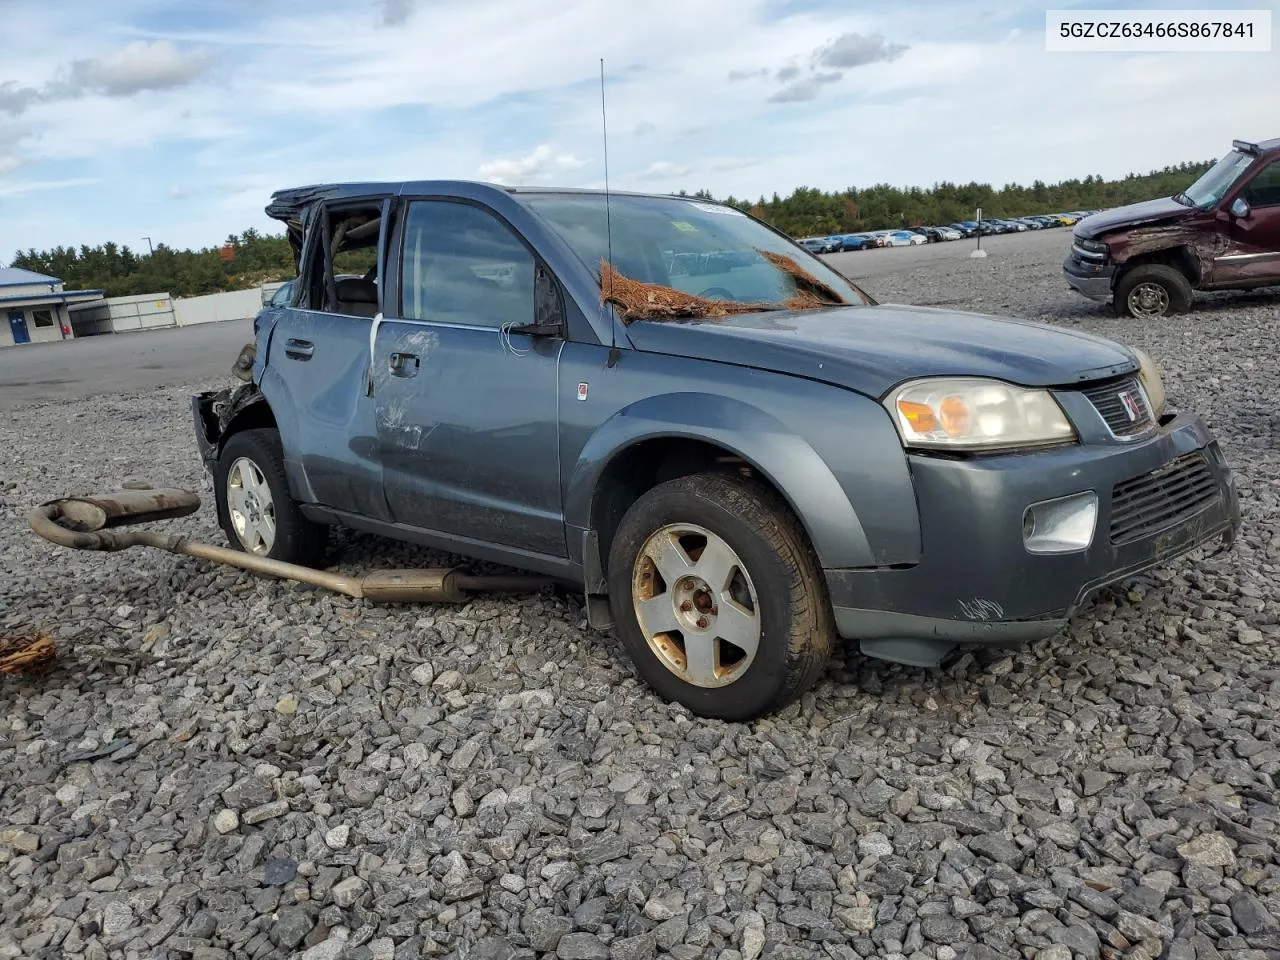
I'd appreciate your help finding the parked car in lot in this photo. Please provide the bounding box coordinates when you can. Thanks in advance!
[799,236,840,254]
[192,180,1241,719]
[1065,136,1280,318]
[838,233,875,251]
[882,230,928,246]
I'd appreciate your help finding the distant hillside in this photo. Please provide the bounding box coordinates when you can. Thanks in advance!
[10,159,1215,298]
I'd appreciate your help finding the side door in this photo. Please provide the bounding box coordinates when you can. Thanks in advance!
[8,311,30,344]
[373,197,566,558]
[258,196,393,521]
[1214,159,1280,286]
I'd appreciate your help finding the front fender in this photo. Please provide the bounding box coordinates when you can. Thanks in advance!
[565,392,877,569]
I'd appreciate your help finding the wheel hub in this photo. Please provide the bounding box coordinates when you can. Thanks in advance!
[1129,282,1169,317]
[673,575,719,631]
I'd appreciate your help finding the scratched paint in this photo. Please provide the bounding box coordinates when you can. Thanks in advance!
[375,329,440,452]
[958,598,1005,621]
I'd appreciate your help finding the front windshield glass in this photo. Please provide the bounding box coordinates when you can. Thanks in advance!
[1182,151,1253,206]
[518,192,872,323]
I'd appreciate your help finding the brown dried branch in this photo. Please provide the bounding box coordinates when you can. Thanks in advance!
[0,632,56,675]
[599,250,847,325]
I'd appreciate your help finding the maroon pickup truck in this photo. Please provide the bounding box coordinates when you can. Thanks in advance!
[1064,137,1280,319]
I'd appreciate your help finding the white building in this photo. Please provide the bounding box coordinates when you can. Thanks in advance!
[0,267,105,347]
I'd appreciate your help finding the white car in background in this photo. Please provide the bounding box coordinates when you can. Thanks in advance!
[882,230,928,247]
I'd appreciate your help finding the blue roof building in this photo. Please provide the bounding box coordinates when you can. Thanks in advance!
[0,267,105,346]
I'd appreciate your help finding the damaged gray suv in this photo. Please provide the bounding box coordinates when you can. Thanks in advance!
[193,181,1241,720]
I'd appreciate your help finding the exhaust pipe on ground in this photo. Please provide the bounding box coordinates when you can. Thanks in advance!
[28,485,555,603]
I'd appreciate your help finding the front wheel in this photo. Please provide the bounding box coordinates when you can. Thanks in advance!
[1114,264,1193,319]
[606,473,835,721]
[214,428,328,566]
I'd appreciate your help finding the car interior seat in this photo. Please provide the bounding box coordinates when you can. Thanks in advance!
[334,276,379,317]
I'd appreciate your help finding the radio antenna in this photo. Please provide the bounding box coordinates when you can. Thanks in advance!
[600,57,620,367]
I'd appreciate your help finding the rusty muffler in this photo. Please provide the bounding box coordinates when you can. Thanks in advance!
[29,485,554,603]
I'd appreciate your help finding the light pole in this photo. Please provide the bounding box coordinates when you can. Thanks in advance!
[142,236,154,256]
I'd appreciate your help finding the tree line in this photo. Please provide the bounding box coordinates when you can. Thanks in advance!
[9,159,1215,298]
[696,159,1214,238]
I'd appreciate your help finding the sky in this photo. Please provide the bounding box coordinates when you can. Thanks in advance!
[1,0,1276,259]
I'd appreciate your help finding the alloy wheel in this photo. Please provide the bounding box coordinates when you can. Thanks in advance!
[631,523,761,688]
[226,456,276,555]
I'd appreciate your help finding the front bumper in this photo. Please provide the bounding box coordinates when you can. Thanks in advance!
[826,410,1241,667]
[1064,252,1115,301]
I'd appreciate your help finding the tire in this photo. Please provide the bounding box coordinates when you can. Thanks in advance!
[606,472,835,721]
[1114,264,1193,319]
[214,427,328,566]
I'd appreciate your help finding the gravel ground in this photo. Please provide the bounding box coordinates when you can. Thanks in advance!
[3,236,1279,960]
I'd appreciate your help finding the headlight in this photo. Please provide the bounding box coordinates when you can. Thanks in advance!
[886,377,1076,451]
[1130,347,1167,418]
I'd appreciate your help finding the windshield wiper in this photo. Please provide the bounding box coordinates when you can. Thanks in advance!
[1172,192,1193,206]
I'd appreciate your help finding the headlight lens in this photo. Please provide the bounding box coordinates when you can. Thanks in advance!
[887,377,1076,450]
[1131,347,1167,417]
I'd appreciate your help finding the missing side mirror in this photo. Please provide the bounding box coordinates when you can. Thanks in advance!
[511,263,565,337]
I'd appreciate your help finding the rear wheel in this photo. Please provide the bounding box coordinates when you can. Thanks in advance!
[1114,264,1193,319]
[214,428,328,566]
[606,472,835,721]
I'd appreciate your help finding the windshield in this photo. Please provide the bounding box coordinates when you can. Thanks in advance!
[1181,150,1253,206]
[518,192,872,323]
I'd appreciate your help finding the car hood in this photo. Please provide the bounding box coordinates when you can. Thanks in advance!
[1074,197,1192,239]
[625,303,1138,398]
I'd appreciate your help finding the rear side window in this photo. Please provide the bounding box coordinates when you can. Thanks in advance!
[1242,162,1280,208]
[399,201,535,328]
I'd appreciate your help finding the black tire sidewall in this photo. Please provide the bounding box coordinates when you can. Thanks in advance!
[214,428,324,565]
[607,477,816,720]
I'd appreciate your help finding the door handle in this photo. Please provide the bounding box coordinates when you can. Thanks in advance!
[285,338,314,360]
[389,352,419,376]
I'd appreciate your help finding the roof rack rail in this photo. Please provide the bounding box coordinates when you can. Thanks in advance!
[1232,139,1261,156]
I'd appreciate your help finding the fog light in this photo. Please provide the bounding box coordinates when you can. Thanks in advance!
[1023,491,1097,555]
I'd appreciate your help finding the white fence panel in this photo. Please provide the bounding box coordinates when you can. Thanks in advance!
[174,289,264,326]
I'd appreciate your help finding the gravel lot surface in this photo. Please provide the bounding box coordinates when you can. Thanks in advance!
[3,231,1279,960]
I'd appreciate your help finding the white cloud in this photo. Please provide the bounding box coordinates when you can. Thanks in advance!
[638,160,695,180]
[0,40,214,117]
[0,177,97,198]
[0,155,21,176]
[477,144,590,184]
[65,40,214,97]
[381,0,414,27]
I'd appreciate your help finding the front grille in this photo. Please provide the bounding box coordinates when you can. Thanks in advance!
[1110,452,1220,545]
[1082,377,1154,438]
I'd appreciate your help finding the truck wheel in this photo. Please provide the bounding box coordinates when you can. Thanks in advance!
[606,472,835,721]
[1114,264,1192,319]
[214,428,328,566]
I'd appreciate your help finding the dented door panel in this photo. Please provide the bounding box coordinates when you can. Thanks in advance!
[261,308,390,520]
[373,319,566,556]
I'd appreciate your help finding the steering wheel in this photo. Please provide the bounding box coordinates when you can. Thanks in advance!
[698,286,735,301]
